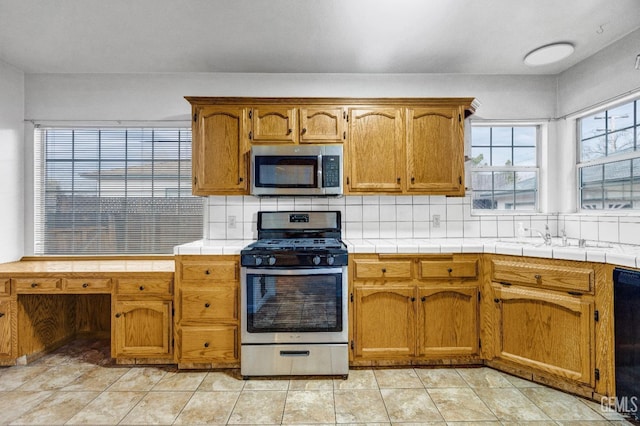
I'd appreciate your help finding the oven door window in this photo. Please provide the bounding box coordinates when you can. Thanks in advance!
[254,156,318,188]
[245,273,342,333]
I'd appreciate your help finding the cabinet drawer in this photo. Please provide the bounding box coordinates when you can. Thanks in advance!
[181,287,238,322]
[420,260,477,279]
[63,278,112,292]
[353,260,412,279]
[14,278,62,292]
[117,278,172,295]
[491,259,594,293]
[180,326,238,361]
[0,279,9,296]
[180,260,238,282]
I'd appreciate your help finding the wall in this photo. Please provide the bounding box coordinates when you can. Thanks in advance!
[0,60,24,261]
[553,28,640,244]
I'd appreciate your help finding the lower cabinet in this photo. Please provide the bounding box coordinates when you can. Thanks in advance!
[174,255,240,367]
[0,299,15,360]
[491,283,595,386]
[112,276,174,361]
[112,300,173,358]
[351,254,481,363]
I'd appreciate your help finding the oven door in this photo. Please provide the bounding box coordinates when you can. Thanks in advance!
[241,267,348,344]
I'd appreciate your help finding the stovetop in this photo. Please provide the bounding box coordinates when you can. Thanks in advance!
[248,238,345,251]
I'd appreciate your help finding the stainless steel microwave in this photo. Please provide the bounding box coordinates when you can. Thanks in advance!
[250,144,343,196]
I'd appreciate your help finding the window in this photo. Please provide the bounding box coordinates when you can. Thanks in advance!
[470,125,539,211]
[578,98,640,210]
[34,128,203,255]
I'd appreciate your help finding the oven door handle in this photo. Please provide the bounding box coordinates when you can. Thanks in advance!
[280,350,311,357]
[243,267,344,276]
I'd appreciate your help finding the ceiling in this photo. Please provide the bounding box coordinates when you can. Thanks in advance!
[1,0,639,75]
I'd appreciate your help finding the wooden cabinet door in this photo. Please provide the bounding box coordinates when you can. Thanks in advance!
[299,107,345,143]
[354,286,415,359]
[0,300,13,358]
[347,108,404,192]
[113,300,172,358]
[193,106,248,195]
[417,285,478,357]
[251,106,297,143]
[406,106,464,195]
[492,284,595,386]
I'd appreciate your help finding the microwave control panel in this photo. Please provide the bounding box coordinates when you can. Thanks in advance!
[322,156,341,188]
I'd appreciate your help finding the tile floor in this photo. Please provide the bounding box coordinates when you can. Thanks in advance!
[0,339,636,425]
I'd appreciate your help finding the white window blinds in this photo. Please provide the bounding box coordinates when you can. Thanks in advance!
[34,127,203,255]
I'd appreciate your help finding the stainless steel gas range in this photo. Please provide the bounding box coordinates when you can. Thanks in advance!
[240,211,348,378]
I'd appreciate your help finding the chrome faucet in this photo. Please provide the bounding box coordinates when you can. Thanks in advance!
[525,224,552,246]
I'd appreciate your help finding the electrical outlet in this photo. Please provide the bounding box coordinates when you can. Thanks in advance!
[228,215,236,229]
[432,214,441,228]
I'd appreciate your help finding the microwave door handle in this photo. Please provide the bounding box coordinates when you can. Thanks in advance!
[317,154,323,188]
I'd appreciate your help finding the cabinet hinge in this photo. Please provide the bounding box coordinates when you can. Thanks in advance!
[193,113,197,122]
[478,292,481,302]
[172,337,175,347]
[499,281,512,286]
[594,310,599,322]
[343,131,346,140]
[172,308,175,316]
[458,176,462,185]
[458,114,462,122]
[249,110,252,119]
[350,293,353,302]
[193,176,197,185]
[350,340,354,350]
[249,131,252,140]
[595,368,600,381]
[479,339,482,348]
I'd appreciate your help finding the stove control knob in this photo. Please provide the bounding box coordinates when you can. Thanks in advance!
[268,256,276,266]
[313,255,322,266]
[327,255,335,266]
[254,256,262,266]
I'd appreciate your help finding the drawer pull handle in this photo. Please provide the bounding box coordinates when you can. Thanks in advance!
[381,268,387,273]
[534,274,542,280]
[568,291,583,296]
[204,303,211,308]
[204,342,210,348]
[205,270,211,275]
[82,283,89,288]
[139,285,145,291]
[31,283,38,288]
[447,268,453,273]
[280,350,310,357]
[115,313,122,318]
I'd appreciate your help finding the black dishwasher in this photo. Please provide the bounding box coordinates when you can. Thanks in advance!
[614,267,640,418]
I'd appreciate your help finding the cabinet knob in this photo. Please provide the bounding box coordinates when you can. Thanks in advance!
[287,128,292,135]
[139,285,145,291]
[494,298,500,303]
[421,296,426,302]
[381,268,386,273]
[205,270,211,275]
[447,268,453,273]
[31,282,38,288]
[204,303,211,308]
[411,177,415,183]
[204,342,210,348]
[397,177,401,183]
[411,297,416,302]
[238,177,243,183]
[82,283,89,288]
[115,313,122,318]
[301,127,307,135]
[534,274,542,280]
[0,312,5,318]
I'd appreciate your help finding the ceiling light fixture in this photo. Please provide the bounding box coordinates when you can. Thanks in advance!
[524,42,575,66]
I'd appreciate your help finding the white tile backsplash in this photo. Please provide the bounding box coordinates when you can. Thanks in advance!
[202,195,640,245]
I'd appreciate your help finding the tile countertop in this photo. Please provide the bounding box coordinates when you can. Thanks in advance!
[174,238,640,269]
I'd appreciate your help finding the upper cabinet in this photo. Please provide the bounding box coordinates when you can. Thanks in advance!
[185,97,476,197]
[347,107,404,192]
[299,106,346,143]
[406,106,465,195]
[191,105,248,195]
[250,106,297,143]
